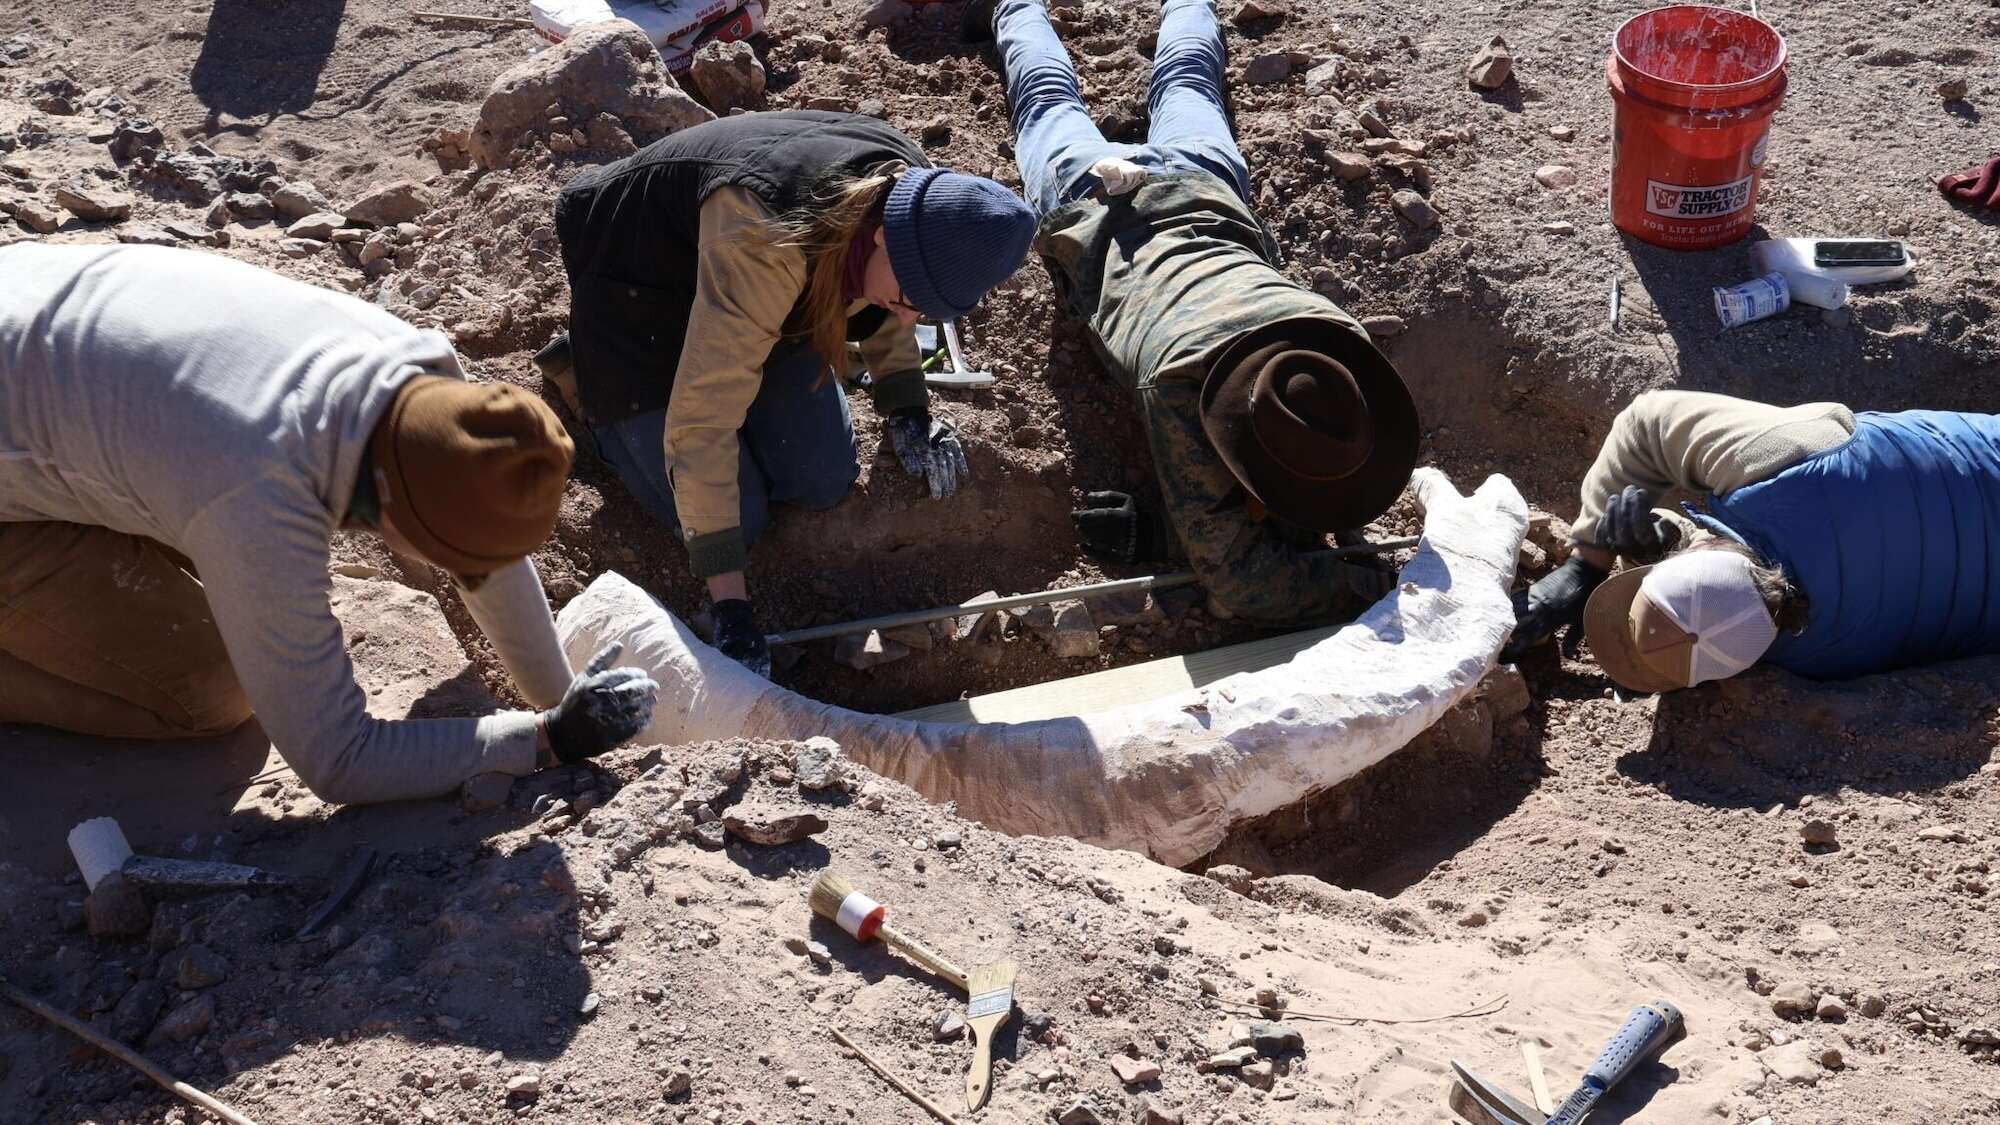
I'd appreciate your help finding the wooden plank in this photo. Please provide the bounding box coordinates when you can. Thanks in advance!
[895,625,1341,724]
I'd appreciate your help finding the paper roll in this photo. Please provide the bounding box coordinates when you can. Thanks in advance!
[68,817,133,891]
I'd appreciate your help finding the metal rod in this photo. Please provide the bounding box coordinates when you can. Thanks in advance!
[411,10,536,27]
[766,537,1420,647]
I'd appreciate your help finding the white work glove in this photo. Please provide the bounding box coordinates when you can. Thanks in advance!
[1091,157,1148,196]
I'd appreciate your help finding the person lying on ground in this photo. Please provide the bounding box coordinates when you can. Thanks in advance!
[1506,389,2000,693]
[968,0,1419,626]
[0,244,658,805]
[538,110,1038,677]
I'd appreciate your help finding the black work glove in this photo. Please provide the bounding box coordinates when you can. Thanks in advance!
[1598,485,1681,565]
[712,598,771,679]
[889,408,971,499]
[542,642,659,764]
[1500,556,1610,662]
[1071,491,1170,564]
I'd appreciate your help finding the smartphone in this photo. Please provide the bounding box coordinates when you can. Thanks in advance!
[1813,240,1908,269]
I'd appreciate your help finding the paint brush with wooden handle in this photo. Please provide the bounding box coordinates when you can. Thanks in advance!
[809,870,970,992]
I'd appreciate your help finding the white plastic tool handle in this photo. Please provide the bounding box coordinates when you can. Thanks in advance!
[68,817,134,891]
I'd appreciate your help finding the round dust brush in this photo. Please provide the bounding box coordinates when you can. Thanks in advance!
[809,869,885,939]
[809,869,968,991]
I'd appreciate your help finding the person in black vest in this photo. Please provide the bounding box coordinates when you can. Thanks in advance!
[542,111,1037,676]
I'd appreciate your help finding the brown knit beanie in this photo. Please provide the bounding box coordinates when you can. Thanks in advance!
[367,376,575,575]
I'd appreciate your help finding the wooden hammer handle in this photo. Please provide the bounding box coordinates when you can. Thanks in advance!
[878,921,969,992]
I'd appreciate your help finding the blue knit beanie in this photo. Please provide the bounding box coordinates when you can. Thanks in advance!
[882,168,1037,321]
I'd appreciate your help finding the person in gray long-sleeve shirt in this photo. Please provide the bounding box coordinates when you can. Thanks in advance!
[0,244,658,804]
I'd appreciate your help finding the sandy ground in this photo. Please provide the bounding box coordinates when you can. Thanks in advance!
[3,1,2000,1122]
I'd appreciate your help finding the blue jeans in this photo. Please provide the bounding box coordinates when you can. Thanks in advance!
[998,0,1251,216]
[591,344,859,545]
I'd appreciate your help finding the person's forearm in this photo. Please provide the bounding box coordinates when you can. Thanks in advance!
[455,558,573,709]
[707,571,748,603]
[1572,391,1855,547]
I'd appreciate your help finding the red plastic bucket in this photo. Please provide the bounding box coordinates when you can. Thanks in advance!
[1607,6,1787,250]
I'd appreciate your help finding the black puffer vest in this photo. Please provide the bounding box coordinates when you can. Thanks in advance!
[554,111,927,424]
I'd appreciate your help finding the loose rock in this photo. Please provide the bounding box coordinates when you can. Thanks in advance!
[107,120,165,163]
[345,180,432,227]
[164,944,229,989]
[861,0,913,27]
[1110,1054,1161,1085]
[1205,1045,1256,1070]
[688,40,767,114]
[1800,819,1839,847]
[506,1073,541,1098]
[86,871,152,938]
[470,19,712,169]
[1229,0,1286,24]
[1390,190,1440,229]
[1466,36,1514,90]
[1362,314,1409,338]
[722,802,829,846]
[934,1010,967,1041]
[793,737,846,790]
[1816,995,1847,1021]
[285,211,346,241]
[1134,1096,1183,1125]
[1249,1020,1304,1055]
[1327,152,1372,181]
[1534,165,1578,190]
[1761,1041,1822,1085]
[270,180,331,219]
[1938,76,1970,101]
[150,993,214,1044]
[1770,981,1820,1018]
[223,191,274,221]
[54,183,134,222]
[1056,1098,1105,1125]
[1242,52,1292,86]
[7,199,62,234]
[111,979,168,1043]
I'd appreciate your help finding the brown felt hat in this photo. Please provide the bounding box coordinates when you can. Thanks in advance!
[1199,318,1419,531]
[368,376,574,575]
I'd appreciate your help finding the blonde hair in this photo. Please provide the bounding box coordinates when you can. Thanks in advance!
[768,168,899,383]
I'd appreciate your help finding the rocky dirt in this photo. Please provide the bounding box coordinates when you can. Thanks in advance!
[3,1,2000,1122]
[2,575,1999,1125]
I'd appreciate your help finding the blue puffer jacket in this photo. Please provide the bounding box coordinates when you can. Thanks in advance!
[1688,410,2000,679]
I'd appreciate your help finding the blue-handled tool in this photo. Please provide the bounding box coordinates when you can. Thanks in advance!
[1449,1001,1685,1125]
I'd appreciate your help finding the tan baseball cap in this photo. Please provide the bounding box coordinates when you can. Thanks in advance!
[1583,549,1780,694]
